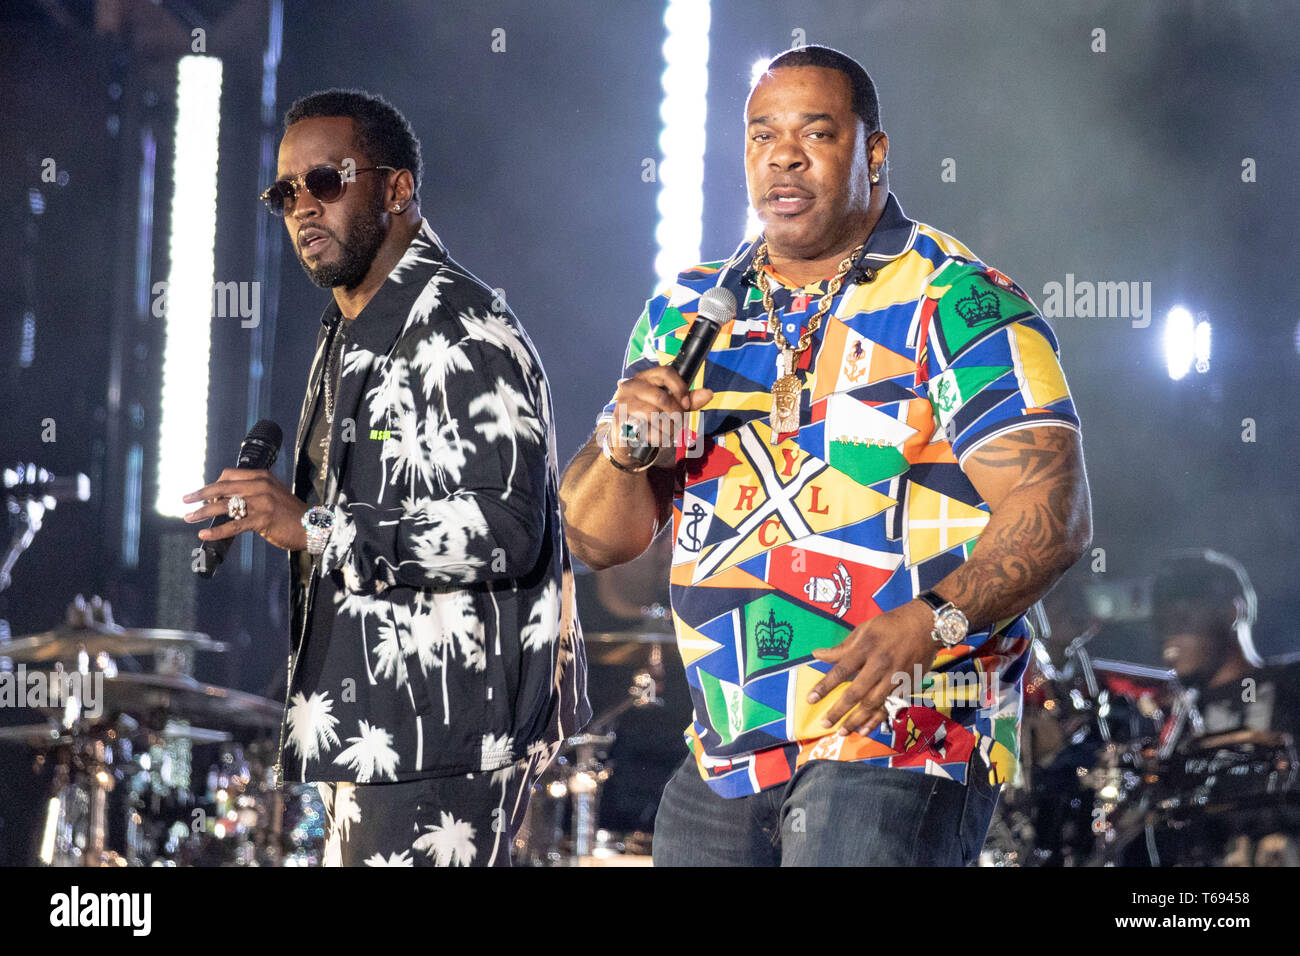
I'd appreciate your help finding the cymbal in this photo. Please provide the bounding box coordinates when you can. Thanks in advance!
[582,630,677,667]
[0,721,68,748]
[1,624,228,663]
[582,630,676,645]
[0,717,234,748]
[54,673,282,732]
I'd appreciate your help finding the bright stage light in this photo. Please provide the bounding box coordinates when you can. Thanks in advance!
[156,55,223,517]
[743,57,769,239]
[1163,306,1195,381]
[1193,318,1211,373]
[653,0,711,291]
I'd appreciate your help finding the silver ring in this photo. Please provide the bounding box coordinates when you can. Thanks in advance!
[227,494,247,520]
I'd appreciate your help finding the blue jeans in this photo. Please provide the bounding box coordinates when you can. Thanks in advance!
[652,752,1000,866]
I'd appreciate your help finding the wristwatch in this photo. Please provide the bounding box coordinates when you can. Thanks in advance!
[917,589,969,648]
[301,505,334,556]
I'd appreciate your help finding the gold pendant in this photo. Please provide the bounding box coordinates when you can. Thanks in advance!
[770,351,802,440]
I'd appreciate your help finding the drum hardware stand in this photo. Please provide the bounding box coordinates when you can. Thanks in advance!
[559,646,667,864]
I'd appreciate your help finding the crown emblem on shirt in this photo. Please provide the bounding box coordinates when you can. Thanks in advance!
[755,608,794,661]
[954,287,1000,328]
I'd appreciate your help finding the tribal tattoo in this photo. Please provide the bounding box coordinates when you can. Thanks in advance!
[936,427,1092,631]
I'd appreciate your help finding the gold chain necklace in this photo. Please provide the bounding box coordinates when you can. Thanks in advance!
[755,238,865,441]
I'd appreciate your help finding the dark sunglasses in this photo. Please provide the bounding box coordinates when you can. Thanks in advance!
[260,164,396,216]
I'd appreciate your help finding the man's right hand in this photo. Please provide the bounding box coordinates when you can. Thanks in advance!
[606,366,714,469]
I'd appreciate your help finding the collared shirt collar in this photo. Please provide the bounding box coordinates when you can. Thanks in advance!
[732,190,918,288]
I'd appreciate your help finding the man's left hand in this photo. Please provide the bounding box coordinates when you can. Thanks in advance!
[182,468,309,552]
[806,599,938,736]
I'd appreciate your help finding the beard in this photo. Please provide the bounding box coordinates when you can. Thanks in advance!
[295,187,388,290]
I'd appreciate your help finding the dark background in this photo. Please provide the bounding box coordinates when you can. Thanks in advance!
[1,0,1296,734]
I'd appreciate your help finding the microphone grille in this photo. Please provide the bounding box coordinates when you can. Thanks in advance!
[697,287,737,324]
[247,419,283,450]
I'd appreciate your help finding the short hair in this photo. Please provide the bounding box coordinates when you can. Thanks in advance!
[755,45,881,136]
[284,88,422,199]
[1152,548,1261,665]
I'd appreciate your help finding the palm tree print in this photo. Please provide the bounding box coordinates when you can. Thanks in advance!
[286,690,341,778]
[333,720,401,783]
[363,850,414,867]
[413,811,478,866]
[520,578,560,653]
[468,376,542,499]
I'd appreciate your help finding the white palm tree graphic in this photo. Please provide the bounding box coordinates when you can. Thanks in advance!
[407,493,489,582]
[402,271,454,333]
[459,306,536,376]
[390,400,431,501]
[520,578,561,654]
[334,588,383,685]
[444,590,487,673]
[341,345,376,380]
[364,355,415,502]
[322,780,364,848]
[408,590,486,726]
[333,720,401,783]
[468,376,542,499]
[484,733,517,778]
[285,691,341,778]
[411,331,472,419]
[371,603,411,690]
[363,850,414,867]
[413,811,478,867]
[422,416,476,490]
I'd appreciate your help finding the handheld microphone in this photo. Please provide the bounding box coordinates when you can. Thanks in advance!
[626,286,735,466]
[194,419,283,579]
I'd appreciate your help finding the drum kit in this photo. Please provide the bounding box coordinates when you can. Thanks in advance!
[0,595,324,867]
[980,622,1299,867]
[513,628,676,866]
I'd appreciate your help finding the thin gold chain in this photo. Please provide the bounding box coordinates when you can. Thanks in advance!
[755,239,865,355]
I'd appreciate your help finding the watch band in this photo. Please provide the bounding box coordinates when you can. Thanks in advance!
[302,505,334,556]
[916,588,948,612]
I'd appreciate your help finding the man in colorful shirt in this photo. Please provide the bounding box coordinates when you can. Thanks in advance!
[560,46,1091,865]
[184,90,588,866]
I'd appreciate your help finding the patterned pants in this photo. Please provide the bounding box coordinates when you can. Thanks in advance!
[317,750,546,867]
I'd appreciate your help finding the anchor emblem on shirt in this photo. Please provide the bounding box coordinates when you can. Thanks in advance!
[681,502,707,552]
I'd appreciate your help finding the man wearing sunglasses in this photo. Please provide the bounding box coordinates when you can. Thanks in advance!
[184,89,588,866]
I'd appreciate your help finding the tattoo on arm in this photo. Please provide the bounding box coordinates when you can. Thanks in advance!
[937,428,1091,631]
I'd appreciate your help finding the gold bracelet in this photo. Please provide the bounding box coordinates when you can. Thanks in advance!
[600,431,656,474]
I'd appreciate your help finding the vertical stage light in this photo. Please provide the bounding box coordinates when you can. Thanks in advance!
[744,57,769,239]
[1163,306,1195,381]
[653,0,711,293]
[155,55,223,517]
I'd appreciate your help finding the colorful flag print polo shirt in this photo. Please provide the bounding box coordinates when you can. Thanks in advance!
[599,193,1081,798]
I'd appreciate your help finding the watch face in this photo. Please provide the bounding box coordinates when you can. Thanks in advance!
[305,508,332,529]
[935,608,968,646]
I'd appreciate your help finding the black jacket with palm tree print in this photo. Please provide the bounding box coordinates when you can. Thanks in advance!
[281,221,589,784]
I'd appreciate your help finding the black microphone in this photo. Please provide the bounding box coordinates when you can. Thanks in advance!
[626,286,736,466]
[194,419,283,578]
